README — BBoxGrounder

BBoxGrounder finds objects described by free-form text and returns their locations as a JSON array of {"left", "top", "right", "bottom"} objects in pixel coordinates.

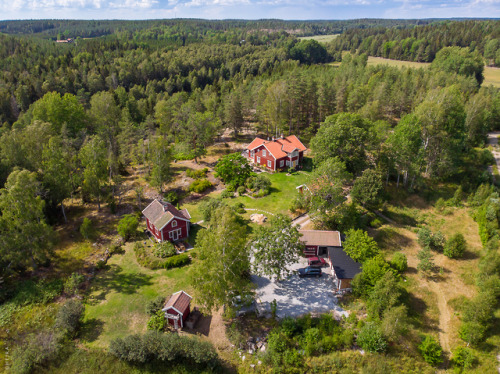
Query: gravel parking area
[{"left": 252, "top": 257, "right": 346, "bottom": 319}]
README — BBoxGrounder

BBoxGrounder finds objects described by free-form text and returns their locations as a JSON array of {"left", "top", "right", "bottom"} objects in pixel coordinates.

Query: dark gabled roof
[
  {"left": 162, "top": 290, "right": 192, "bottom": 315},
  {"left": 142, "top": 199, "right": 190, "bottom": 230},
  {"left": 328, "top": 247, "right": 361, "bottom": 280}
]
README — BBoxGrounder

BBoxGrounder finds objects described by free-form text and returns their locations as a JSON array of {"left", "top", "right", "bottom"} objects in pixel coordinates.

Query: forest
[{"left": 0, "top": 18, "right": 499, "bottom": 374}]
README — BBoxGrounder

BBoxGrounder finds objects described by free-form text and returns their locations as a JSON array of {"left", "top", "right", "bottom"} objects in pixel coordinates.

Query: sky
[{"left": 0, "top": 0, "right": 499, "bottom": 20}]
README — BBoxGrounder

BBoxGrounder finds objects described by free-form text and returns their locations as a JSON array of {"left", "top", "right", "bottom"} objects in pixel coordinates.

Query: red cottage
[
  {"left": 245, "top": 135, "right": 307, "bottom": 171},
  {"left": 162, "top": 290, "right": 192, "bottom": 329},
  {"left": 142, "top": 199, "right": 191, "bottom": 242},
  {"left": 299, "top": 230, "right": 342, "bottom": 257}
]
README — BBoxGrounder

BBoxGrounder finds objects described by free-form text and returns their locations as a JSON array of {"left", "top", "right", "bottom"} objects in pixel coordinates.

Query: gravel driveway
[{"left": 252, "top": 257, "right": 346, "bottom": 319}]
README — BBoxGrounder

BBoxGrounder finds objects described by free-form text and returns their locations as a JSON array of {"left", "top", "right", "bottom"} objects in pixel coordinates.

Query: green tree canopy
[
  {"left": 431, "top": 46, "right": 484, "bottom": 85},
  {"left": 343, "top": 229, "right": 379, "bottom": 263},
  {"left": 214, "top": 153, "right": 253, "bottom": 188},
  {"left": 251, "top": 214, "right": 303, "bottom": 281},
  {"left": 351, "top": 169, "right": 384, "bottom": 208}
]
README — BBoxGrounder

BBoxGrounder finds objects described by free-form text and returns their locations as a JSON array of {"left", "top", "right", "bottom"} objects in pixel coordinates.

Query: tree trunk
[
  {"left": 396, "top": 173, "right": 400, "bottom": 188},
  {"left": 61, "top": 202, "right": 67, "bottom": 223}
]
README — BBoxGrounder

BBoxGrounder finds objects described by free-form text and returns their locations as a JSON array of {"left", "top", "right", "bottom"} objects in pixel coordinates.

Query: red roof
[
  {"left": 163, "top": 290, "right": 192, "bottom": 315},
  {"left": 246, "top": 135, "right": 307, "bottom": 159}
]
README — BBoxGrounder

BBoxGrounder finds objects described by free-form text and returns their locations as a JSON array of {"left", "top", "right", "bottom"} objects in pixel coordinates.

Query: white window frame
[
  {"left": 263, "top": 150, "right": 266, "bottom": 157},
  {"left": 267, "top": 160, "right": 272, "bottom": 168},
  {"left": 280, "top": 160, "right": 284, "bottom": 167},
  {"left": 257, "top": 156, "right": 261, "bottom": 163},
  {"left": 250, "top": 150, "right": 254, "bottom": 157},
  {"left": 286, "top": 160, "right": 290, "bottom": 166},
  {"left": 172, "top": 220, "right": 177, "bottom": 228}
]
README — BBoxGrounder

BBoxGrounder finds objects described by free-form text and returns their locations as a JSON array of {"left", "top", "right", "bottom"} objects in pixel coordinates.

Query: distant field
[
  {"left": 345, "top": 56, "right": 500, "bottom": 88},
  {"left": 298, "top": 34, "right": 339, "bottom": 43}
]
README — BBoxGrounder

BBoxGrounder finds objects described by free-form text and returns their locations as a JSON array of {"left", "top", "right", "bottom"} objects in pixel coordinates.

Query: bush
[
  {"left": 186, "top": 168, "right": 208, "bottom": 179},
  {"left": 164, "top": 191, "right": 178, "bottom": 205},
  {"left": 146, "top": 296, "right": 166, "bottom": 315},
  {"left": 133, "top": 242, "right": 190, "bottom": 270},
  {"left": 147, "top": 310, "right": 167, "bottom": 331},
  {"left": 418, "top": 335, "right": 443, "bottom": 365},
  {"left": 198, "top": 198, "right": 226, "bottom": 222},
  {"left": 343, "top": 229, "right": 380, "bottom": 263},
  {"left": 444, "top": 233, "right": 466, "bottom": 258},
  {"left": 236, "top": 185, "right": 246, "bottom": 196},
  {"left": 246, "top": 174, "right": 271, "bottom": 192},
  {"left": 356, "top": 322, "right": 387, "bottom": 353},
  {"left": 153, "top": 241, "right": 176, "bottom": 258},
  {"left": 10, "top": 331, "right": 62, "bottom": 374},
  {"left": 220, "top": 189, "right": 233, "bottom": 199},
  {"left": 233, "top": 202, "right": 246, "bottom": 214},
  {"left": 390, "top": 252, "right": 408, "bottom": 273},
  {"left": 117, "top": 214, "right": 139, "bottom": 241},
  {"left": 63, "top": 273, "right": 85, "bottom": 296},
  {"left": 452, "top": 346, "right": 476, "bottom": 372},
  {"left": 189, "top": 179, "right": 212, "bottom": 193},
  {"left": 417, "top": 227, "right": 445, "bottom": 251},
  {"left": 54, "top": 300, "right": 84, "bottom": 338},
  {"left": 417, "top": 248, "right": 435, "bottom": 274},
  {"left": 109, "top": 331, "right": 219, "bottom": 368},
  {"left": 80, "top": 217, "right": 94, "bottom": 240}
]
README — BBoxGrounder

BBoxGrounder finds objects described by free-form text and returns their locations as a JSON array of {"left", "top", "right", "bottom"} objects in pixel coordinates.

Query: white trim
[
  {"left": 257, "top": 156, "right": 261, "bottom": 163},
  {"left": 172, "top": 220, "right": 177, "bottom": 228},
  {"left": 172, "top": 290, "right": 193, "bottom": 299},
  {"left": 280, "top": 160, "right": 284, "bottom": 167},
  {"left": 262, "top": 144, "right": 277, "bottom": 159},
  {"left": 247, "top": 142, "right": 266, "bottom": 151},
  {"left": 267, "top": 160, "right": 272, "bottom": 168},
  {"left": 262, "top": 150, "right": 266, "bottom": 157},
  {"left": 157, "top": 215, "right": 190, "bottom": 231},
  {"left": 162, "top": 306, "right": 183, "bottom": 315},
  {"left": 338, "top": 232, "right": 342, "bottom": 247}
]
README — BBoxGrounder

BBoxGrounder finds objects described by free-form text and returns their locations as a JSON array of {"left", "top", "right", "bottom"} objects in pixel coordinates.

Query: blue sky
[{"left": 1, "top": 0, "right": 499, "bottom": 20}]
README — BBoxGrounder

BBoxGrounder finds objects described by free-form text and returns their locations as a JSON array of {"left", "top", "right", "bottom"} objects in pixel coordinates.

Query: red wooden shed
[{"left": 161, "top": 290, "right": 192, "bottom": 329}]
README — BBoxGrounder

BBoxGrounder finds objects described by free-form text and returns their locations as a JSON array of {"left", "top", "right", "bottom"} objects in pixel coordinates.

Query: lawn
[
  {"left": 181, "top": 170, "right": 311, "bottom": 223},
  {"left": 298, "top": 34, "right": 339, "bottom": 43},
  {"left": 82, "top": 242, "right": 195, "bottom": 349}
]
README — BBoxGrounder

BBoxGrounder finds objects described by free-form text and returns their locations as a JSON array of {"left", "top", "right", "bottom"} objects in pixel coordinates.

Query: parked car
[
  {"left": 307, "top": 257, "right": 327, "bottom": 268},
  {"left": 298, "top": 266, "right": 322, "bottom": 278}
]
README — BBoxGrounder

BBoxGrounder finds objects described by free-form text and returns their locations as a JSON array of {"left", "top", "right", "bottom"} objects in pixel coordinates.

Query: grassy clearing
[
  {"left": 298, "top": 34, "right": 339, "bottom": 43},
  {"left": 82, "top": 241, "right": 194, "bottom": 349},
  {"left": 182, "top": 170, "right": 310, "bottom": 222},
  {"left": 483, "top": 66, "right": 500, "bottom": 88}
]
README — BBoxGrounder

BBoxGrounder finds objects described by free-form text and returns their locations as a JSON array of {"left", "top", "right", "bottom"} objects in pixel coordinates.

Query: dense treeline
[
  {"left": 0, "top": 18, "right": 438, "bottom": 39},
  {"left": 329, "top": 20, "right": 500, "bottom": 66}
]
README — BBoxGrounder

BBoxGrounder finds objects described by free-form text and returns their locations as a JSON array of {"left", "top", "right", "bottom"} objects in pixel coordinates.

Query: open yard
[{"left": 82, "top": 241, "right": 195, "bottom": 349}]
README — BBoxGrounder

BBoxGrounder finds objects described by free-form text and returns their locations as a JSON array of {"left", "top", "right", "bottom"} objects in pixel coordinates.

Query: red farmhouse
[
  {"left": 162, "top": 290, "right": 192, "bottom": 329},
  {"left": 142, "top": 199, "right": 191, "bottom": 242},
  {"left": 245, "top": 135, "right": 307, "bottom": 171}
]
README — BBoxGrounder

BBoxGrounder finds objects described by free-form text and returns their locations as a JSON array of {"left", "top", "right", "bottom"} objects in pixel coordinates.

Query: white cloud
[{"left": 1, "top": 0, "right": 158, "bottom": 10}]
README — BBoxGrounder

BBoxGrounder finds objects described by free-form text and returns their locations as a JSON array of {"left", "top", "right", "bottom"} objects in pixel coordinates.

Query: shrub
[
  {"left": 147, "top": 310, "right": 167, "bottom": 331},
  {"left": 146, "top": 296, "right": 166, "bottom": 315},
  {"left": 221, "top": 189, "right": 233, "bottom": 199},
  {"left": 164, "top": 191, "right": 178, "bottom": 205},
  {"left": 343, "top": 229, "right": 380, "bottom": 263},
  {"left": 435, "top": 197, "right": 447, "bottom": 212},
  {"left": 10, "top": 331, "right": 62, "bottom": 374},
  {"left": 390, "top": 252, "right": 408, "bottom": 273},
  {"left": 459, "top": 321, "right": 487, "bottom": 345},
  {"left": 153, "top": 241, "right": 176, "bottom": 258},
  {"left": 186, "top": 168, "right": 208, "bottom": 179},
  {"left": 117, "top": 214, "right": 139, "bottom": 241},
  {"left": 54, "top": 299, "right": 85, "bottom": 338},
  {"left": 133, "top": 242, "right": 190, "bottom": 270},
  {"left": 452, "top": 346, "right": 476, "bottom": 372},
  {"left": 189, "top": 179, "right": 212, "bottom": 193},
  {"left": 109, "top": 331, "right": 219, "bottom": 368},
  {"left": 444, "top": 233, "right": 466, "bottom": 258},
  {"left": 236, "top": 185, "right": 246, "bottom": 196},
  {"left": 63, "top": 273, "right": 85, "bottom": 296},
  {"left": 417, "top": 248, "right": 435, "bottom": 274},
  {"left": 369, "top": 218, "right": 383, "bottom": 228},
  {"left": 356, "top": 322, "right": 387, "bottom": 353},
  {"left": 246, "top": 174, "right": 271, "bottom": 192},
  {"left": 199, "top": 198, "right": 227, "bottom": 221},
  {"left": 232, "top": 202, "right": 246, "bottom": 214},
  {"left": 80, "top": 217, "right": 94, "bottom": 240},
  {"left": 253, "top": 188, "right": 269, "bottom": 198},
  {"left": 163, "top": 254, "right": 190, "bottom": 269},
  {"left": 418, "top": 335, "right": 443, "bottom": 365},
  {"left": 417, "top": 227, "right": 445, "bottom": 251}
]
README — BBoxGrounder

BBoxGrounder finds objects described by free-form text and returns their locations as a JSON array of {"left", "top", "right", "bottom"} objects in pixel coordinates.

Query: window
[
  {"left": 267, "top": 160, "right": 272, "bottom": 168},
  {"left": 280, "top": 160, "right": 284, "bottom": 167},
  {"left": 172, "top": 220, "right": 177, "bottom": 228},
  {"left": 286, "top": 160, "right": 290, "bottom": 166},
  {"left": 257, "top": 156, "right": 261, "bottom": 163},
  {"left": 250, "top": 150, "right": 254, "bottom": 157},
  {"left": 263, "top": 150, "right": 266, "bottom": 157}
]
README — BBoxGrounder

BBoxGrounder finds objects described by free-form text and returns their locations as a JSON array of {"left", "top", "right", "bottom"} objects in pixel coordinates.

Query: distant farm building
[
  {"left": 56, "top": 38, "right": 73, "bottom": 43},
  {"left": 162, "top": 290, "right": 192, "bottom": 329},
  {"left": 244, "top": 135, "right": 307, "bottom": 171},
  {"left": 142, "top": 199, "right": 191, "bottom": 242}
]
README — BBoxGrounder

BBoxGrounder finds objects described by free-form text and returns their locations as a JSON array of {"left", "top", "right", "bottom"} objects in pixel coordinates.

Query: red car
[{"left": 307, "top": 257, "right": 327, "bottom": 268}]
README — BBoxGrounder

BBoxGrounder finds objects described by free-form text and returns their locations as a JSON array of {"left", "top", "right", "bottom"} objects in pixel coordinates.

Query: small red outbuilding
[
  {"left": 142, "top": 199, "right": 191, "bottom": 242},
  {"left": 162, "top": 290, "right": 192, "bottom": 330}
]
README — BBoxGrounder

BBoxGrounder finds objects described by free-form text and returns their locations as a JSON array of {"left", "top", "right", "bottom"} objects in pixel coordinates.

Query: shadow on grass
[
  {"left": 88, "top": 264, "right": 153, "bottom": 304},
  {"left": 185, "top": 315, "right": 212, "bottom": 337},
  {"left": 80, "top": 318, "right": 105, "bottom": 343},
  {"left": 374, "top": 227, "right": 414, "bottom": 251},
  {"left": 382, "top": 209, "right": 418, "bottom": 227},
  {"left": 407, "top": 293, "right": 433, "bottom": 331}
]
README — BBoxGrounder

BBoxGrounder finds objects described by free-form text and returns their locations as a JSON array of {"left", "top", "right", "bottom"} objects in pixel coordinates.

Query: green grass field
[
  {"left": 82, "top": 243, "right": 194, "bottom": 349},
  {"left": 365, "top": 56, "right": 500, "bottom": 88},
  {"left": 182, "top": 169, "right": 311, "bottom": 223},
  {"left": 298, "top": 34, "right": 339, "bottom": 43}
]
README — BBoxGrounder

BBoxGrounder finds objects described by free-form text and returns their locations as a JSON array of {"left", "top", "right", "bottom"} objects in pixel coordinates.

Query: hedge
[{"left": 134, "top": 243, "right": 190, "bottom": 270}]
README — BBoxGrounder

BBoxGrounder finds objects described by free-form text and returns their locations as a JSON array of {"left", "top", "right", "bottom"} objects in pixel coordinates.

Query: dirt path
[{"left": 428, "top": 281, "right": 451, "bottom": 353}]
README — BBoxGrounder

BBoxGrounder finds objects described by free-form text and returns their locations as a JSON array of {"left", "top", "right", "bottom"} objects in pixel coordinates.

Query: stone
[
  {"left": 260, "top": 344, "right": 266, "bottom": 352},
  {"left": 241, "top": 355, "right": 246, "bottom": 362},
  {"left": 258, "top": 361, "right": 262, "bottom": 365}
]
